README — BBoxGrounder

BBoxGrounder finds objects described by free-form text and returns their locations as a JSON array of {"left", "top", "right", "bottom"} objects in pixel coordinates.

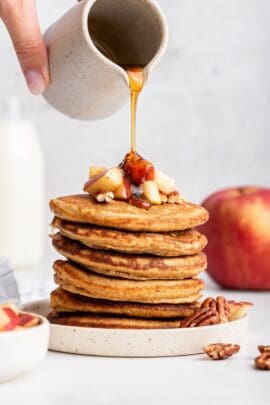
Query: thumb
[{"left": 0, "top": 0, "right": 49, "bottom": 95}]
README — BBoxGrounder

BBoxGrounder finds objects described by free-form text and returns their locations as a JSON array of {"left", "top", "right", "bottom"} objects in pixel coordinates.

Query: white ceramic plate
[{"left": 22, "top": 299, "right": 249, "bottom": 358}]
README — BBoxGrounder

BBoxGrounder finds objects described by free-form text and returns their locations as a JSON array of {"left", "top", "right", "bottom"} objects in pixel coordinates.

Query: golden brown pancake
[
  {"left": 47, "top": 311, "right": 182, "bottom": 329},
  {"left": 52, "top": 233, "right": 207, "bottom": 280},
  {"left": 50, "top": 287, "right": 199, "bottom": 318},
  {"left": 52, "top": 217, "right": 207, "bottom": 257},
  {"left": 53, "top": 260, "right": 204, "bottom": 304},
  {"left": 50, "top": 194, "right": 209, "bottom": 232}
]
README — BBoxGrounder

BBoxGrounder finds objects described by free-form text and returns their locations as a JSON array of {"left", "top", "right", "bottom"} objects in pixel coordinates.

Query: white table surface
[{"left": 1, "top": 271, "right": 269, "bottom": 405}]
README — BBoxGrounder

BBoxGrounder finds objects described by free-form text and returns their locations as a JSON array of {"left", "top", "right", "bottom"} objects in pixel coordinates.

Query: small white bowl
[{"left": 0, "top": 313, "right": 49, "bottom": 383}]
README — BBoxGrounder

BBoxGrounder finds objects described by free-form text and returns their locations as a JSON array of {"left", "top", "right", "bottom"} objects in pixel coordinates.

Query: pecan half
[
  {"left": 204, "top": 343, "right": 240, "bottom": 360},
  {"left": 167, "top": 191, "right": 182, "bottom": 204},
  {"left": 201, "top": 296, "right": 230, "bottom": 323},
  {"left": 258, "top": 345, "right": 270, "bottom": 354},
  {"left": 96, "top": 192, "right": 114, "bottom": 203},
  {"left": 181, "top": 307, "right": 219, "bottom": 328},
  {"left": 255, "top": 351, "right": 270, "bottom": 370},
  {"left": 129, "top": 195, "right": 151, "bottom": 209}
]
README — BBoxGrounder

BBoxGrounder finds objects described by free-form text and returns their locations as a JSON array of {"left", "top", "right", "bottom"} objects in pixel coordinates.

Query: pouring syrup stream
[{"left": 125, "top": 67, "right": 145, "bottom": 152}]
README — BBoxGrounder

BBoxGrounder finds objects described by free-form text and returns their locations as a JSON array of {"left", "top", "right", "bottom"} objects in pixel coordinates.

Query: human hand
[{"left": 0, "top": 0, "right": 49, "bottom": 95}]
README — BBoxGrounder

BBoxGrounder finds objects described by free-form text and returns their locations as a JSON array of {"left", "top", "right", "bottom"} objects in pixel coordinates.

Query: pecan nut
[
  {"left": 181, "top": 307, "right": 219, "bottom": 328},
  {"left": 255, "top": 345, "right": 270, "bottom": 370},
  {"left": 255, "top": 352, "right": 270, "bottom": 370},
  {"left": 96, "top": 192, "right": 114, "bottom": 203},
  {"left": 128, "top": 195, "right": 151, "bottom": 209},
  {"left": 204, "top": 343, "right": 240, "bottom": 360},
  {"left": 167, "top": 191, "right": 182, "bottom": 204},
  {"left": 258, "top": 345, "right": 270, "bottom": 354},
  {"left": 201, "top": 296, "right": 230, "bottom": 323}
]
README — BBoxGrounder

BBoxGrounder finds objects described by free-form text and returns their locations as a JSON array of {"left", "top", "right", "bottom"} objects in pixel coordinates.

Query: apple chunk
[
  {"left": 0, "top": 308, "right": 10, "bottom": 331},
  {"left": 18, "top": 313, "right": 39, "bottom": 328},
  {"left": 0, "top": 303, "right": 20, "bottom": 331},
  {"left": 121, "top": 152, "right": 154, "bottom": 186},
  {"left": 89, "top": 166, "right": 107, "bottom": 178},
  {"left": 84, "top": 167, "right": 123, "bottom": 195},
  {"left": 143, "top": 181, "right": 161, "bottom": 205},
  {"left": 155, "top": 170, "right": 176, "bottom": 195},
  {"left": 114, "top": 177, "right": 131, "bottom": 200}
]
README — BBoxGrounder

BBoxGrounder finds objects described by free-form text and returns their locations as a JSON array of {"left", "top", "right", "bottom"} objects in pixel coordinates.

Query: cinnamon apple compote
[{"left": 83, "top": 152, "right": 181, "bottom": 209}]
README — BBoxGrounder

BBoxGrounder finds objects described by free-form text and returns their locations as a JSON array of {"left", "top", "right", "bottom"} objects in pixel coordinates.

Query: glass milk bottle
[{"left": 0, "top": 98, "right": 45, "bottom": 269}]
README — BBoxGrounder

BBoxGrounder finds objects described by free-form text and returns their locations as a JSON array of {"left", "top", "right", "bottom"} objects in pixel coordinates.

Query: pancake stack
[{"left": 48, "top": 194, "right": 209, "bottom": 329}]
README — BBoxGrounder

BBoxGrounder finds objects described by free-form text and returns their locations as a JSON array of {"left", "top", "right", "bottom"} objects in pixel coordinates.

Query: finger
[{"left": 0, "top": 0, "right": 49, "bottom": 95}]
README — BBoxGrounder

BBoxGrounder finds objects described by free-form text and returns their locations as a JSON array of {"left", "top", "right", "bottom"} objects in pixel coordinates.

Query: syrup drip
[{"left": 125, "top": 67, "right": 145, "bottom": 152}]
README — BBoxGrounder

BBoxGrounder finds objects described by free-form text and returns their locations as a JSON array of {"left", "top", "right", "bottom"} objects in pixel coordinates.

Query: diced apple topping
[
  {"left": 84, "top": 152, "right": 181, "bottom": 208},
  {"left": 0, "top": 303, "right": 20, "bottom": 332},
  {"left": 155, "top": 169, "right": 176, "bottom": 195},
  {"left": 114, "top": 177, "right": 131, "bottom": 200},
  {"left": 89, "top": 166, "right": 107, "bottom": 178},
  {"left": 160, "top": 192, "right": 168, "bottom": 203},
  {"left": 0, "top": 303, "right": 39, "bottom": 332},
  {"left": 84, "top": 167, "right": 123, "bottom": 195},
  {"left": 121, "top": 151, "right": 154, "bottom": 186},
  {"left": 0, "top": 308, "right": 13, "bottom": 331},
  {"left": 2, "top": 302, "right": 19, "bottom": 315},
  {"left": 18, "top": 313, "right": 40, "bottom": 328},
  {"left": 143, "top": 181, "right": 161, "bottom": 205}
]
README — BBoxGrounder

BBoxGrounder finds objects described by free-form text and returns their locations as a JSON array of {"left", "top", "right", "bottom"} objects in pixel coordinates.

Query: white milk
[{"left": 0, "top": 98, "right": 45, "bottom": 269}]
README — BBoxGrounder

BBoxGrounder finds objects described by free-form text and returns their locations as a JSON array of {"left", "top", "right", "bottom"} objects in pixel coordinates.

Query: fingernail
[{"left": 24, "top": 69, "right": 46, "bottom": 95}]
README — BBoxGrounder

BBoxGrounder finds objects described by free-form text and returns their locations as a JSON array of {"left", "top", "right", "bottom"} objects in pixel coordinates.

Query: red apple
[{"left": 200, "top": 186, "right": 270, "bottom": 290}]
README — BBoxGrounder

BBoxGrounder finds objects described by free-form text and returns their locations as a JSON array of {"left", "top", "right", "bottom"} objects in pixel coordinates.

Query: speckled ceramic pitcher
[{"left": 43, "top": 0, "right": 168, "bottom": 120}]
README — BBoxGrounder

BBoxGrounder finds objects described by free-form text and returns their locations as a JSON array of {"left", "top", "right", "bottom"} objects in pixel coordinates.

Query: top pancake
[{"left": 50, "top": 194, "right": 209, "bottom": 232}]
